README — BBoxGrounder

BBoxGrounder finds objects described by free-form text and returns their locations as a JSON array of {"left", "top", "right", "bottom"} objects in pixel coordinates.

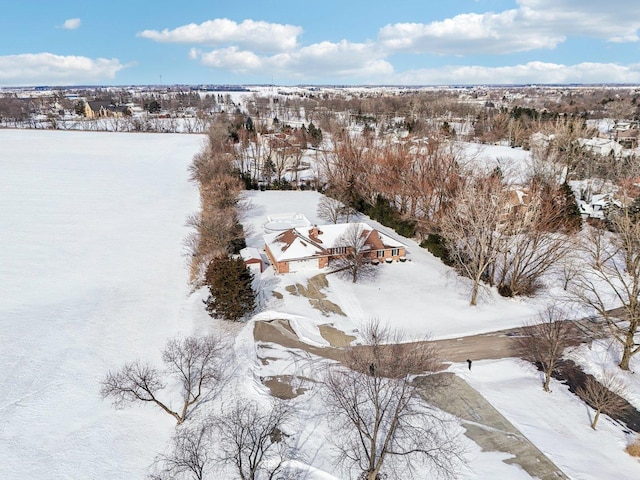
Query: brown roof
[{"left": 275, "top": 229, "right": 297, "bottom": 252}]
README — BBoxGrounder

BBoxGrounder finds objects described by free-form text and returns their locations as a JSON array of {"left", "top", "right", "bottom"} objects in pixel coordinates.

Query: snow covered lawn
[
  {"left": 0, "top": 130, "right": 204, "bottom": 480},
  {"left": 457, "top": 358, "right": 640, "bottom": 480}
]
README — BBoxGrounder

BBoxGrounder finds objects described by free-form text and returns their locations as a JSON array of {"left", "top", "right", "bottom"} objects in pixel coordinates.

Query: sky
[{"left": 1, "top": 0, "right": 640, "bottom": 87}]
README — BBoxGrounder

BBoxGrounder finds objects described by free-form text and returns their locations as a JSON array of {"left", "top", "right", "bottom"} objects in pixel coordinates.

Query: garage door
[{"left": 289, "top": 258, "right": 319, "bottom": 272}]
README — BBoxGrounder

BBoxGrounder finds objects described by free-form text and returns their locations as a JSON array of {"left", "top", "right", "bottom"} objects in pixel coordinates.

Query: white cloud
[
  {"left": 0, "top": 53, "right": 125, "bottom": 86},
  {"left": 194, "top": 40, "right": 393, "bottom": 80},
  {"left": 139, "top": 4, "right": 640, "bottom": 83},
  {"left": 198, "top": 47, "right": 263, "bottom": 73},
  {"left": 519, "top": 0, "right": 640, "bottom": 42},
  {"left": 137, "top": 19, "right": 302, "bottom": 53},
  {"left": 61, "top": 18, "right": 81, "bottom": 30},
  {"left": 378, "top": 0, "right": 640, "bottom": 55},
  {"left": 393, "top": 61, "right": 640, "bottom": 85},
  {"left": 379, "top": 10, "right": 563, "bottom": 55}
]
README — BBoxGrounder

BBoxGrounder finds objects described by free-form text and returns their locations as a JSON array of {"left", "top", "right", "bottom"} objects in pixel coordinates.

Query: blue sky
[{"left": 1, "top": 0, "right": 639, "bottom": 86}]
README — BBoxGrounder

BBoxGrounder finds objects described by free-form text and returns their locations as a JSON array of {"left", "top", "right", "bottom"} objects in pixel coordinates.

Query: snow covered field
[
  {"left": 0, "top": 130, "right": 204, "bottom": 479},
  {"left": 2, "top": 131, "right": 639, "bottom": 479}
]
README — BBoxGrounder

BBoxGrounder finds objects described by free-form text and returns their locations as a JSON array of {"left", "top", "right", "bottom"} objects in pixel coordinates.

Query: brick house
[{"left": 264, "top": 223, "right": 407, "bottom": 274}]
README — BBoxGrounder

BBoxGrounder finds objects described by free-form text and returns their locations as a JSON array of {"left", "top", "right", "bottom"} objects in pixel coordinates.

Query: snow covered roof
[
  {"left": 264, "top": 222, "right": 405, "bottom": 262},
  {"left": 240, "top": 247, "right": 262, "bottom": 261},
  {"left": 578, "top": 193, "right": 623, "bottom": 219},
  {"left": 578, "top": 137, "right": 623, "bottom": 156},
  {"left": 264, "top": 228, "right": 326, "bottom": 262}
]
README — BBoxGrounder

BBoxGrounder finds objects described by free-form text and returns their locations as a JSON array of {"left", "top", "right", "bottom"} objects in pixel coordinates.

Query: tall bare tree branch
[{"left": 322, "top": 320, "right": 463, "bottom": 480}]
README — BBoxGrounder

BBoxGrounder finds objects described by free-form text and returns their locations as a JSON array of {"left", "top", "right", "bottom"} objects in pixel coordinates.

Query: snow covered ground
[
  {"left": 2, "top": 131, "right": 639, "bottom": 479},
  {"left": 244, "top": 190, "right": 640, "bottom": 479},
  {"left": 457, "top": 141, "right": 533, "bottom": 184},
  {"left": 458, "top": 357, "right": 640, "bottom": 480},
  {"left": 0, "top": 130, "right": 204, "bottom": 479}
]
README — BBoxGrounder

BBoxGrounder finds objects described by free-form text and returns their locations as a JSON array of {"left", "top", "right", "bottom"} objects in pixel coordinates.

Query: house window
[
  {"left": 377, "top": 250, "right": 385, "bottom": 258},
  {"left": 332, "top": 246, "right": 347, "bottom": 255},
  {"left": 392, "top": 248, "right": 400, "bottom": 256}
]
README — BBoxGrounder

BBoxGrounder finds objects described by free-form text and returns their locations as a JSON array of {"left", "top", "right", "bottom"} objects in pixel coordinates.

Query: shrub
[
  {"left": 627, "top": 438, "right": 640, "bottom": 457},
  {"left": 497, "top": 278, "right": 542, "bottom": 298}
]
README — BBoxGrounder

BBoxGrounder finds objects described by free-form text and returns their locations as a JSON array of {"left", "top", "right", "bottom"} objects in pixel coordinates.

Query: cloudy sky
[{"left": 1, "top": 0, "right": 639, "bottom": 86}]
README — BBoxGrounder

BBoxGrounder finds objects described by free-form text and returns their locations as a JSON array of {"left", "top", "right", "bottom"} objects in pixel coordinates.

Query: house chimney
[{"left": 309, "top": 225, "right": 322, "bottom": 242}]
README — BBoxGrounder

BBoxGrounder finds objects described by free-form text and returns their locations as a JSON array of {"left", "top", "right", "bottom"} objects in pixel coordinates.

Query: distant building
[
  {"left": 578, "top": 137, "right": 623, "bottom": 157},
  {"left": 83, "top": 101, "right": 131, "bottom": 118}
]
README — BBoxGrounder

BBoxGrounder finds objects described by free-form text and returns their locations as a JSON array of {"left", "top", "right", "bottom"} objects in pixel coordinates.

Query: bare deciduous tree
[
  {"left": 577, "top": 371, "right": 630, "bottom": 430},
  {"left": 516, "top": 305, "right": 579, "bottom": 392},
  {"left": 491, "top": 188, "right": 573, "bottom": 297},
  {"left": 559, "top": 252, "right": 581, "bottom": 291},
  {"left": 571, "top": 216, "right": 640, "bottom": 370},
  {"left": 215, "top": 397, "right": 295, "bottom": 480},
  {"left": 186, "top": 119, "right": 246, "bottom": 284},
  {"left": 409, "top": 137, "right": 463, "bottom": 238},
  {"left": 439, "top": 174, "right": 506, "bottom": 305},
  {"left": 317, "top": 195, "right": 349, "bottom": 224},
  {"left": 332, "top": 223, "right": 377, "bottom": 283},
  {"left": 322, "top": 320, "right": 462, "bottom": 480},
  {"left": 101, "top": 335, "right": 226, "bottom": 424},
  {"left": 151, "top": 423, "right": 213, "bottom": 480}
]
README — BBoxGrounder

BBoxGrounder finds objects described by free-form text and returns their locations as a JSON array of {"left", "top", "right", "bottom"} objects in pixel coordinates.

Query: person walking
[{"left": 466, "top": 359, "right": 472, "bottom": 370}]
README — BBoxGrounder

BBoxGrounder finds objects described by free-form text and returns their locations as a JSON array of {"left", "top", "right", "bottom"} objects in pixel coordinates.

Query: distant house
[
  {"left": 84, "top": 100, "right": 132, "bottom": 118},
  {"left": 615, "top": 127, "right": 639, "bottom": 150},
  {"left": 264, "top": 223, "right": 407, "bottom": 274},
  {"left": 579, "top": 193, "right": 622, "bottom": 220},
  {"left": 578, "top": 137, "right": 623, "bottom": 157}
]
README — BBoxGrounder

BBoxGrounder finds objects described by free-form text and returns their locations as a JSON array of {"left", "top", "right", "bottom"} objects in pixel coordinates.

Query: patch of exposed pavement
[
  {"left": 284, "top": 274, "right": 345, "bottom": 316},
  {"left": 262, "top": 374, "right": 311, "bottom": 400},
  {"left": 318, "top": 324, "right": 356, "bottom": 347}
]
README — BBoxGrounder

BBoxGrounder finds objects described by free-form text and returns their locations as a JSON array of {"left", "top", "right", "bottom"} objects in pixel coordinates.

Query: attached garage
[{"left": 288, "top": 258, "right": 321, "bottom": 273}]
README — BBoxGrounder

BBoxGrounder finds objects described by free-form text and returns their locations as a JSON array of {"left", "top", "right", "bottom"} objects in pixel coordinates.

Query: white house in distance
[{"left": 264, "top": 222, "right": 407, "bottom": 274}]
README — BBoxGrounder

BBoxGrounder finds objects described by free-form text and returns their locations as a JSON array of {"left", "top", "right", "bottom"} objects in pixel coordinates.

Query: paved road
[{"left": 254, "top": 318, "right": 603, "bottom": 366}]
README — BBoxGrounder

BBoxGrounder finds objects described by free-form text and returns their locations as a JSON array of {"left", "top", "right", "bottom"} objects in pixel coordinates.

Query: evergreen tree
[
  {"left": 307, "top": 122, "right": 323, "bottom": 147},
  {"left": 628, "top": 194, "right": 640, "bottom": 221},
  {"left": 244, "top": 115, "right": 254, "bottom": 132},
  {"left": 204, "top": 256, "right": 255, "bottom": 321},
  {"left": 144, "top": 99, "right": 161, "bottom": 113},
  {"left": 74, "top": 100, "right": 86, "bottom": 116},
  {"left": 557, "top": 181, "right": 582, "bottom": 233}
]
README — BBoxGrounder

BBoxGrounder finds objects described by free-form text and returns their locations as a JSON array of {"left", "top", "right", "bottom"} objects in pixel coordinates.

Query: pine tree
[
  {"left": 204, "top": 256, "right": 255, "bottom": 321},
  {"left": 307, "top": 122, "right": 323, "bottom": 147},
  {"left": 557, "top": 181, "right": 582, "bottom": 233},
  {"left": 628, "top": 194, "right": 640, "bottom": 221}
]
